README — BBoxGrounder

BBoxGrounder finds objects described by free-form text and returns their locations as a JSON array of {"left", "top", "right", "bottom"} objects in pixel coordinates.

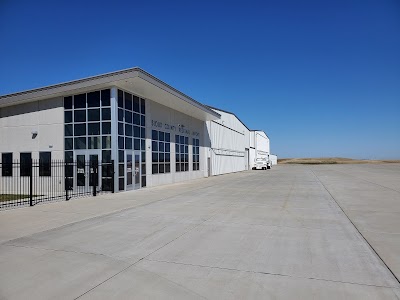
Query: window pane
[
  {"left": 180, "top": 136, "right": 184, "bottom": 144},
  {"left": 159, "top": 142, "right": 164, "bottom": 152},
  {"left": 102, "top": 122, "right": 111, "bottom": 135},
  {"left": 1, "top": 153, "right": 12, "bottom": 176},
  {"left": 142, "top": 151, "right": 146, "bottom": 163},
  {"left": 65, "top": 151, "right": 73, "bottom": 163},
  {"left": 152, "top": 141, "right": 158, "bottom": 151},
  {"left": 20, "top": 153, "right": 32, "bottom": 176},
  {"left": 65, "top": 138, "right": 73, "bottom": 150},
  {"left": 141, "top": 163, "right": 146, "bottom": 175},
  {"left": 88, "top": 109, "right": 100, "bottom": 121},
  {"left": 141, "top": 139, "right": 145, "bottom": 151},
  {"left": 152, "top": 153, "right": 158, "bottom": 163},
  {"left": 101, "top": 89, "right": 110, "bottom": 106},
  {"left": 165, "top": 143, "right": 170, "bottom": 152},
  {"left": 118, "top": 90, "right": 124, "bottom": 108},
  {"left": 125, "top": 137, "right": 132, "bottom": 149},
  {"left": 74, "top": 93, "right": 86, "bottom": 108},
  {"left": 125, "top": 110, "right": 132, "bottom": 124},
  {"left": 118, "top": 109, "right": 124, "bottom": 121},
  {"left": 140, "top": 115, "right": 145, "bottom": 126},
  {"left": 125, "top": 92, "right": 132, "bottom": 110},
  {"left": 102, "top": 108, "right": 111, "bottom": 120},
  {"left": 126, "top": 124, "right": 133, "bottom": 136},
  {"left": 159, "top": 131, "right": 164, "bottom": 141},
  {"left": 133, "top": 113, "right": 140, "bottom": 125},
  {"left": 65, "top": 111, "right": 72, "bottom": 123},
  {"left": 176, "top": 163, "right": 180, "bottom": 172},
  {"left": 159, "top": 153, "right": 164, "bottom": 162},
  {"left": 165, "top": 163, "right": 170, "bottom": 173},
  {"left": 102, "top": 150, "right": 111, "bottom": 162},
  {"left": 175, "top": 135, "right": 179, "bottom": 144},
  {"left": 74, "top": 110, "right": 86, "bottom": 122},
  {"left": 87, "top": 91, "right": 100, "bottom": 107},
  {"left": 140, "top": 98, "right": 145, "bottom": 114},
  {"left": 152, "top": 130, "right": 158, "bottom": 140},
  {"left": 119, "top": 178, "right": 124, "bottom": 191},
  {"left": 119, "top": 150, "right": 124, "bottom": 163},
  {"left": 88, "top": 136, "right": 100, "bottom": 149},
  {"left": 133, "top": 95, "right": 140, "bottom": 112},
  {"left": 165, "top": 153, "right": 170, "bottom": 162},
  {"left": 65, "top": 124, "right": 73, "bottom": 136},
  {"left": 102, "top": 136, "right": 111, "bottom": 149},
  {"left": 118, "top": 122, "right": 124, "bottom": 135},
  {"left": 74, "top": 137, "right": 86, "bottom": 149},
  {"left": 134, "top": 126, "right": 140, "bottom": 138},
  {"left": 134, "top": 139, "right": 140, "bottom": 150},
  {"left": 159, "top": 164, "right": 165, "bottom": 174},
  {"left": 141, "top": 127, "right": 145, "bottom": 139},
  {"left": 88, "top": 123, "right": 100, "bottom": 135},
  {"left": 39, "top": 152, "right": 51, "bottom": 176},
  {"left": 64, "top": 96, "right": 72, "bottom": 109},
  {"left": 74, "top": 124, "right": 86, "bottom": 136},
  {"left": 118, "top": 136, "right": 124, "bottom": 149},
  {"left": 152, "top": 164, "right": 158, "bottom": 174},
  {"left": 165, "top": 133, "right": 170, "bottom": 142}
]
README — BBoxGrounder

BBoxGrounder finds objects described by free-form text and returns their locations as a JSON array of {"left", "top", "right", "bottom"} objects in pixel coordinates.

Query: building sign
[{"left": 152, "top": 119, "right": 200, "bottom": 137}]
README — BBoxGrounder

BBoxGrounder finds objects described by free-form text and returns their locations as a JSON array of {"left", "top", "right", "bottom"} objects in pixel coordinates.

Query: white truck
[{"left": 252, "top": 156, "right": 272, "bottom": 170}]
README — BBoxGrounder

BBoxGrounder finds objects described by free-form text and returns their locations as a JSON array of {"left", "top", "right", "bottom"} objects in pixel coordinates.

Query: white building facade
[{"left": 0, "top": 68, "right": 274, "bottom": 194}]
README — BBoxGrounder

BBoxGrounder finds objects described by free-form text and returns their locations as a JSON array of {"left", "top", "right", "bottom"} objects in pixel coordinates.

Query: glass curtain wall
[{"left": 117, "top": 89, "right": 146, "bottom": 190}]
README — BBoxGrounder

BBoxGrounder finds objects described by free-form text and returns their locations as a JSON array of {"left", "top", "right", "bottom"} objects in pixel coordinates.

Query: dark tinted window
[
  {"left": 74, "top": 137, "right": 86, "bottom": 149},
  {"left": 140, "top": 98, "right": 145, "bottom": 114},
  {"left": 102, "top": 122, "right": 111, "bottom": 135},
  {"left": 102, "top": 108, "right": 111, "bottom": 120},
  {"left": 74, "top": 93, "right": 86, "bottom": 108},
  {"left": 101, "top": 89, "right": 110, "bottom": 106},
  {"left": 125, "top": 92, "right": 132, "bottom": 110},
  {"left": 88, "top": 123, "right": 100, "bottom": 135},
  {"left": 118, "top": 90, "right": 124, "bottom": 108},
  {"left": 64, "top": 96, "right": 72, "bottom": 109},
  {"left": 133, "top": 96, "right": 140, "bottom": 112},
  {"left": 64, "top": 111, "right": 72, "bottom": 123},
  {"left": 65, "top": 124, "right": 73, "bottom": 136},
  {"left": 74, "top": 110, "right": 86, "bottom": 122},
  {"left": 74, "top": 124, "right": 86, "bottom": 136},
  {"left": 87, "top": 91, "right": 100, "bottom": 107},
  {"left": 39, "top": 152, "right": 51, "bottom": 176},
  {"left": 2, "top": 153, "right": 12, "bottom": 176},
  {"left": 20, "top": 153, "right": 32, "bottom": 176},
  {"left": 88, "top": 109, "right": 100, "bottom": 121}
]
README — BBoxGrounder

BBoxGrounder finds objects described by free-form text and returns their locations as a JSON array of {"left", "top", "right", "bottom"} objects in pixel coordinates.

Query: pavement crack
[{"left": 144, "top": 258, "right": 399, "bottom": 289}]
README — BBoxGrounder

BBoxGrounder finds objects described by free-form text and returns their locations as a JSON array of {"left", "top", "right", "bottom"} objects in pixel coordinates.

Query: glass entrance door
[
  {"left": 125, "top": 151, "right": 140, "bottom": 191},
  {"left": 74, "top": 151, "right": 100, "bottom": 193}
]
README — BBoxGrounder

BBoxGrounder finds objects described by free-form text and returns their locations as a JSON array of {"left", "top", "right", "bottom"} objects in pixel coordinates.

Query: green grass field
[{"left": 0, "top": 194, "right": 31, "bottom": 202}]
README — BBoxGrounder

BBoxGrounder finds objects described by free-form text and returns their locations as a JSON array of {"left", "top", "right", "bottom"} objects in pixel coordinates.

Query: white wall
[
  {"left": 207, "top": 109, "right": 250, "bottom": 176},
  {"left": 146, "top": 100, "right": 206, "bottom": 187},
  {"left": 0, "top": 97, "right": 64, "bottom": 161}
]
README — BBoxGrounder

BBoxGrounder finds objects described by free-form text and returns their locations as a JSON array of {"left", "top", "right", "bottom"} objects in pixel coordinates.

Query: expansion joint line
[{"left": 310, "top": 169, "right": 400, "bottom": 286}]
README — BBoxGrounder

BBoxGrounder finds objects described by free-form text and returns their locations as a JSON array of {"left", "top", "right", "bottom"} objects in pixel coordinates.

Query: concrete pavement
[{"left": 0, "top": 165, "right": 399, "bottom": 299}]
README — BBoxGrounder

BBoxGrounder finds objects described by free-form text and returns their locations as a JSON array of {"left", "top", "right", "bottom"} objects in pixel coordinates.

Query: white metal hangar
[{"left": 0, "top": 67, "right": 274, "bottom": 194}]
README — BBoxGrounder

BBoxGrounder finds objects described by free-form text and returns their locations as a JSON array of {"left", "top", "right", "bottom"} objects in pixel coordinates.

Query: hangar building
[{"left": 0, "top": 68, "right": 274, "bottom": 194}]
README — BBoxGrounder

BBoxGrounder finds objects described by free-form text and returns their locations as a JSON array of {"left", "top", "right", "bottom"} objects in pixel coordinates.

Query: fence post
[
  {"left": 65, "top": 162, "right": 69, "bottom": 201},
  {"left": 29, "top": 159, "right": 33, "bottom": 206},
  {"left": 92, "top": 161, "right": 97, "bottom": 197}
]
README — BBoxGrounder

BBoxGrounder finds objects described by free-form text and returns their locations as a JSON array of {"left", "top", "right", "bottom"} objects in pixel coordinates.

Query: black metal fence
[{"left": 0, "top": 160, "right": 114, "bottom": 209}]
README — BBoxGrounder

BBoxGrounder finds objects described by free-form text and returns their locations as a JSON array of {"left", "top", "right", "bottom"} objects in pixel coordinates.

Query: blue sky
[{"left": 1, "top": 0, "right": 399, "bottom": 159}]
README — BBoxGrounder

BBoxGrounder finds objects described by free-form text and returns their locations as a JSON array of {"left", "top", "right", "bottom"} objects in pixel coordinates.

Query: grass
[
  {"left": 278, "top": 158, "right": 400, "bottom": 165},
  {"left": 0, "top": 194, "right": 31, "bottom": 202}
]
